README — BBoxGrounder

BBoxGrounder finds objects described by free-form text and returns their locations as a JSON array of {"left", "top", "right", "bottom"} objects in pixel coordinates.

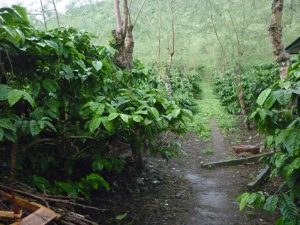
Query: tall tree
[{"left": 269, "top": 0, "right": 290, "bottom": 79}]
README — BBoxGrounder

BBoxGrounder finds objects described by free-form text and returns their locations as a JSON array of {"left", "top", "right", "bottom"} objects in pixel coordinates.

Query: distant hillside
[{"left": 45, "top": 0, "right": 300, "bottom": 70}]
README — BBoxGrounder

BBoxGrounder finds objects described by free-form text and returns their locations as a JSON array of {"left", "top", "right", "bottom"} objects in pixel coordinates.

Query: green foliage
[
  {"left": 213, "top": 64, "right": 279, "bottom": 115},
  {"left": 0, "top": 6, "right": 190, "bottom": 198},
  {"left": 190, "top": 77, "right": 236, "bottom": 139},
  {"left": 44, "top": 0, "right": 300, "bottom": 69},
  {"left": 238, "top": 55, "right": 300, "bottom": 224},
  {"left": 168, "top": 67, "right": 203, "bottom": 113}
]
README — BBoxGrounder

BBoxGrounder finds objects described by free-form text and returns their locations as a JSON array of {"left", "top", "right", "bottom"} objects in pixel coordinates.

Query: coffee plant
[
  {"left": 238, "top": 54, "right": 300, "bottom": 224},
  {"left": 213, "top": 64, "right": 279, "bottom": 115},
  {"left": 0, "top": 6, "right": 192, "bottom": 198}
]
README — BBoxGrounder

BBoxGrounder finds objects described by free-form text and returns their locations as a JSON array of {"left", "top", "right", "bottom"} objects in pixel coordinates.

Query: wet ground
[{"left": 95, "top": 119, "right": 276, "bottom": 225}]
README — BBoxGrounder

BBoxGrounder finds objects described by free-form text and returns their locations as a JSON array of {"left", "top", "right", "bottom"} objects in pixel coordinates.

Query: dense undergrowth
[
  {"left": 213, "top": 64, "right": 279, "bottom": 115},
  {"left": 238, "top": 55, "right": 300, "bottom": 224},
  {"left": 0, "top": 6, "right": 193, "bottom": 198}
]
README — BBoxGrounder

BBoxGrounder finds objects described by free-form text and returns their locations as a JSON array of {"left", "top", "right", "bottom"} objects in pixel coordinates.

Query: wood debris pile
[{"left": 0, "top": 184, "right": 101, "bottom": 225}]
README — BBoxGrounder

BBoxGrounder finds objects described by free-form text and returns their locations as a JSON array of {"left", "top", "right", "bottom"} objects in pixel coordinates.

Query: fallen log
[
  {"left": 200, "top": 152, "right": 274, "bottom": 168},
  {"left": 247, "top": 166, "right": 270, "bottom": 190}
]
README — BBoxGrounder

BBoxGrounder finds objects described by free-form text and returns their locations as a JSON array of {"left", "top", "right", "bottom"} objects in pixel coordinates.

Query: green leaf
[
  {"left": 42, "top": 79, "right": 59, "bottom": 93},
  {"left": 182, "top": 109, "right": 193, "bottom": 120},
  {"left": 0, "top": 128, "right": 4, "bottom": 141},
  {"left": 120, "top": 114, "right": 129, "bottom": 123},
  {"left": 89, "top": 117, "right": 102, "bottom": 132},
  {"left": 279, "top": 194, "right": 298, "bottom": 221},
  {"left": 29, "top": 120, "right": 41, "bottom": 136},
  {"left": 92, "top": 61, "right": 103, "bottom": 71},
  {"left": 101, "top": 117, "right": 113, "bottom": 133},
  {"left": 22, "top": 91, "right": 35, "bottom": 107},
  {"left": 108, "top": 113, "right": 119, "bottom": 121},
  {"left": 0, "top": 118, "right": 15, "bottom": 131},
  {"left": 75, "top": 60, "right": 86, "bottom": 69},
  {"left": 257, "top": 88, "right": 271, "bottom": 106},
  {"left": 12, "top": 5, "right": 30, "bottom": 23},
  {"left": 95, "top": 104, "right": 105, "bottom": 117},
  {"left": 263, "top": 195, "right": 278, "bottom": 213},
  {"left": 0, "top": 25, "right": 22, "bottom": 45},
  {"left": 62, "top": 65, "right": 74, "bottom": 79},
  {"left": 144, "top": 118, "right": 152, "bottom": 126},
  {"left": 283, "top": 129, "right": 300, "bottom": 154},
  {"left": 238, "top": 192, "right": 250, "bottom": 211},
  {"left": 132, "top": 115, "right": 142, "bottom": 122},
  {"left": 85, "top": 173, "right": 109, "bottom": 190},
  {"left": 0, "top": 84, "right": 11, "bottom": 100},
  {"left": 116, "top": 213, "right": 127, "bottom": 221},
  {"left": 7, "top": 89, "right": 23, "bottom": 106},
  {"left": 284, "top": 157, "right": 300, "bottom": 178},
  {"left": 171, "top": 108, "right": 181, "bottom": 118},
  {"left": 274, "top": 90, "right": 292, "bottom": 105},
  {"left": 45, "top": 40, "right": 59, "bottom": 50},
  {"left": 148, "top": 107, "right": 159, "bottom": 120}
]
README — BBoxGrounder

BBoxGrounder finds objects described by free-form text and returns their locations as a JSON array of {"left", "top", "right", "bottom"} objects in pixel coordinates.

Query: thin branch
[
  {"left": 207, "top": 0, "right": 228, "bottom": 68},
  {"left": 133, "top": 0, "right": 147, "bottom": 28},
  {"left": 52, "top": 0, "right": 60, "bottom": 27},
  {"left": 39, "top": 0, "right": 47, "bottom": 29}
]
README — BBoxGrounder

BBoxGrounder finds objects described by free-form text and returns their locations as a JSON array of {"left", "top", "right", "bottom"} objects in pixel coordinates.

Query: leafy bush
[
  {"left": 213, "top": 64, "right": 279, "bottom": 115},
  {"left": 168, "top": 67, "right": 204, "bottom": 113},
  {"left": 238, "top": 55, "right": 300, "bottom": 224},
  {"left": 0, "top": 6, "right": 192, "bottom": 197}
]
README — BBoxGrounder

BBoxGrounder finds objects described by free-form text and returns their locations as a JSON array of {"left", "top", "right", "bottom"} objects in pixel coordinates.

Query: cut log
[
  {"left": 201, "top": 152, "right": 274, "bottom": 168},
  {"left": 247, "top": 166, "right": 270, "bottom": 190},
  {"left": 232, "top": 145, "right": 260, "bottom": 154}
]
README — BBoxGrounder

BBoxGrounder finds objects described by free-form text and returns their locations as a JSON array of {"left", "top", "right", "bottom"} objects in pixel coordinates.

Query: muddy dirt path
[{"left": 178, "top": 121, "right": 251, "bottom": 225}]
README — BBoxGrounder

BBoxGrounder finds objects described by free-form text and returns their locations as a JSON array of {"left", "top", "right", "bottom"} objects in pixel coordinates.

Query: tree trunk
[
  {"left": 51, "top": 0, "right": 60, "bottom": 27},
  {"left": 269, "top": 0, "right": 290, "bottom": 80},
  {"left": 39, "top": 0, "right": 47, "bottom": 29},
  {"left": 112, "top": 0, "right": 134, "bottom": 69},
  {"left": 228, "top": 6, "right": 250, "bottom": 129},
  {"left": 130, "top": 129, "right": 145, "bottom": 170},
  {"left": 10, "top": 143, "right": 17, "bottom": 180}
]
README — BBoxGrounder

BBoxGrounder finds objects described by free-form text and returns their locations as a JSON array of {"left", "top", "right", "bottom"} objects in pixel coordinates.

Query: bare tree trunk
[
  {"left": 228, "top": 7, "right": 250, "bottom": 129},
  {"left": 112, "top": 0, "right": 147, "bottom": 70},
  {"left": 168, "top": 0, "right": 175, "bottom": 70},
  {"left": 39, "top": 0, "right": 48, "bottom": 29},
  {"left": 51, "top": 0, "right": 60, "bottom": 27},
  {"left": 269, "top": 0, "right": 290, "bottom": 80},
  {"left": 207, "top": 0, "right": 228, "bottom": 71},
  {"left": 157, "top": 15, "right": 161, "bottom": 66}
]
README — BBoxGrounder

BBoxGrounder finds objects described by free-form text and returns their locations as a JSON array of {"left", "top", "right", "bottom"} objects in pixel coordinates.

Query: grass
[
  {"left": 189, "top": 76, "right": 237, "bottom": 140},
  {"left": 203, "top": 147, "right": 214, "bottom": 155}
]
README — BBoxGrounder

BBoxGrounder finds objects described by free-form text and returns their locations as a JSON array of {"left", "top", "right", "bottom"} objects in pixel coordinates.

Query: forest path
[
  {"left": 176, "top": 78, "right": 253, "bottom": 224},
  {"left": 169, "top": 77, "right": 273, "bottom": 225}
]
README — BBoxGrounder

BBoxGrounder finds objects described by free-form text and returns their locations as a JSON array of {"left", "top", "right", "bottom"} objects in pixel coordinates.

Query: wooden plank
[
  {"left": 0, "top": 190, "right": 40, "bottom": 212},
  {"left": 0, "top": 210, "right": 22, "bottom": 220},
  {"left": 19, "top": 207, "right": 59, "bottom": 225},
  {"left": 247, "top": 166, "right": 270, "bottom": 190},
  {"left": 201, "top": 152, "right": 274, "bottom": 168}
]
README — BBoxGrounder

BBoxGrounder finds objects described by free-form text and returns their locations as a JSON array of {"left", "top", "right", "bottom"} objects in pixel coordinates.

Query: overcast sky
[
  {"left": 0, "top": 0, "right": 70, "bottom": 13},
  {"left": 0, "top": 0, "right": 105, "bottom": 14}
]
